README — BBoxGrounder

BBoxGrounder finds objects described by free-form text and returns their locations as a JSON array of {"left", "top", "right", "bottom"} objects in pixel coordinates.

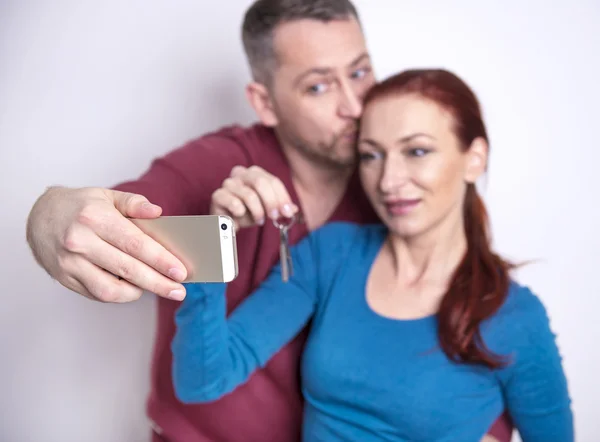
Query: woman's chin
[{"left": 382, "top": 217, "right": 425, "bottom": 239}]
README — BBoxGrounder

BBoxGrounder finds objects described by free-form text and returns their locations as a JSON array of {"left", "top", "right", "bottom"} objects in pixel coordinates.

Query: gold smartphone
[{"left": 131, "top": 215, "right": 239, "bottom": 283}]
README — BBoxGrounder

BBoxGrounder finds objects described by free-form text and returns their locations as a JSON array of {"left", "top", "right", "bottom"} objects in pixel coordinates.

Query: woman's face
[{"left": 358, "top": 93, "right": 486, "bottom": 239}]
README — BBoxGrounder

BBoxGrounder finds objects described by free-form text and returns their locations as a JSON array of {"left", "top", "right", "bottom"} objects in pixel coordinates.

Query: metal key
[{"left": 273, "top": 215, "right": 295, "bottom": 282}]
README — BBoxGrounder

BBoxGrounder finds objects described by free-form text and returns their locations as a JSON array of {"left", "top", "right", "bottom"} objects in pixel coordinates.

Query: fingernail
[
  {"left": 142, "top": 202, "right": 155, "bottom": 210},
  {"left": 257, "top": 218, "right": 264, "bottom": 225},
  {"left": 168, "top": 289, "right": 185, "bottom": 301},
  {"left": 168, "top": 268, "right": 186, "bottom": 282},
  {"left": 282, "top": 204, "right": 293, "bottom": 217},
  {"left": 270, "top": 209, "right": 279, "bottom": 219}
]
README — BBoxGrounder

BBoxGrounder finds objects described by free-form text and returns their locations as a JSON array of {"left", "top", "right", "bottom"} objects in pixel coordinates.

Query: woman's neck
[{"left": 386, "top": 210, "right": 467, "bottom": 288}]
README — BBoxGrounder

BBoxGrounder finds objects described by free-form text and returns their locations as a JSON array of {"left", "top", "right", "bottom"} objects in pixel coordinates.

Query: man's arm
[{"left": 26, "top": 130, "right": 251, "bottom": 303}]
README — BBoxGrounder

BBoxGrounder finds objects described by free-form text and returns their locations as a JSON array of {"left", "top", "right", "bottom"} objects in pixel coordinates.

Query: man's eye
[
  {"left": 351, "top": 67, "right": 370, "bottom": 79},
  {"left": 307, "top": 83, "right": 328, "bottom": 94}
]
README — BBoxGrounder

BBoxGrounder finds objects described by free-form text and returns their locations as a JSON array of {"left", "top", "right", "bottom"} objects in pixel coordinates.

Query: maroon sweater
[{"left": 113, "top": 124, "right": 513, "bottom": 442}]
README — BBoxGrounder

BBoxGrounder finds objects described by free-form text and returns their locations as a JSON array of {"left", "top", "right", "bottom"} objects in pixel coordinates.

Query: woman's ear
[
  {"left": 464, "top": 137, "right": 488, "bottom": 183},
  {"left": 245, "top": 82, "right": 278, "bottom": 127}
]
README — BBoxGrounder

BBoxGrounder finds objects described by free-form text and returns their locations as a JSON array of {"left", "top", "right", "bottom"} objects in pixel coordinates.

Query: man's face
[{"left": 265, "top": 18, "right": 376, "bottom": 169}]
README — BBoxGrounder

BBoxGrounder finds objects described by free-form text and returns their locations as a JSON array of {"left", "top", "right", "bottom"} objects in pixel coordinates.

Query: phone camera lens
[{"left": 221, "top": 223, "right": 227, "bottom": 231}]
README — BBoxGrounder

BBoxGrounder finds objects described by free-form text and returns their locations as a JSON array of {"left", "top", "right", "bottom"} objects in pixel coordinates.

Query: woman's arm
[
  {"left": 497, "top": 291, "right": 574, "bottom": 441},
  {"left": 171, "top": 222, "right": 359, "bottom": 403}
]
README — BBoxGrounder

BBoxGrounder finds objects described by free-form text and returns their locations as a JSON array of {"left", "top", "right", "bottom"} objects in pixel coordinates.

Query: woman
[{"left": 171, "top": 69, "right": 573, "bottom": 441}]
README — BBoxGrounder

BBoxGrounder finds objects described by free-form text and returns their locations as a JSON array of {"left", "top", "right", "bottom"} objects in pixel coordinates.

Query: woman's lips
[{"left": 384, "top": 198, "right": 421, "bottom": 215}]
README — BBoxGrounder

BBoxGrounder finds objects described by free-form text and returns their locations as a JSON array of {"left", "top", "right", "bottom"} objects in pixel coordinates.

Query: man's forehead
[{"left": 273, "top": 18, "right": 368, "bottom": 71}]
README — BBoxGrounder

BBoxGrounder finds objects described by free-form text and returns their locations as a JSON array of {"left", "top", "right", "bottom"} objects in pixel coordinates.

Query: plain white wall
[{"left": 1, "top": 1, "right": 598, "bottom": 441}]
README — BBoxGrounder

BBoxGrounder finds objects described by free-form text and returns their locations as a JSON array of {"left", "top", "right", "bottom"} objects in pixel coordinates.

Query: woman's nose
[{"left": 379, "top": 155, "right": 409, "bottom": 194}]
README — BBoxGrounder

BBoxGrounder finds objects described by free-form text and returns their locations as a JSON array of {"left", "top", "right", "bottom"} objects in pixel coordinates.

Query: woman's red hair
[{"left": 363, "top": 69, "right": 514, "bottom": 369}]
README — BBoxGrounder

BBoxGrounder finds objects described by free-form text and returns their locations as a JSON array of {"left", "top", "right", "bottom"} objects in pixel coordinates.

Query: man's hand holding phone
[
  {"left": 26, "top": 187, "right": 189, "bottom": 303},
  {"left": 25, "top": 166, "right": 296, "bottom": 304}
]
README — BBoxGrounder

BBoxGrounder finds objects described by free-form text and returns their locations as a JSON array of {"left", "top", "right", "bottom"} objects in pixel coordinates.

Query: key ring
[{"left": 272, "top": 213, "right": 297, "bottom": 230}]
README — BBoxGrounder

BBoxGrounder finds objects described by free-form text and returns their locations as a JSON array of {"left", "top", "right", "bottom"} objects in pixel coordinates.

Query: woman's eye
[
  {"left": 358, "top": 151, "right": 382, "bottom": 161},
  {"left": 408, "top": 147, "right": 430, "bottom": 157}
]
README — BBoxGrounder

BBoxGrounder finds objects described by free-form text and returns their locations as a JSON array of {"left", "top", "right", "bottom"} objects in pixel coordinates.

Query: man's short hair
[{"left": 241, "top": 0, "right": 360, "bottom": 85}]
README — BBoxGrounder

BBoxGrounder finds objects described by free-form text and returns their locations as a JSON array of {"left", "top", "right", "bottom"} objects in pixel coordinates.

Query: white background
[{"left": 1, "top": 1, "right": 598, "bottom": 441}]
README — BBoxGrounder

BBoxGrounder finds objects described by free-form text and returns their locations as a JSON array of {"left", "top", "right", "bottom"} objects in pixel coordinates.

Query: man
[{"left": 26, "top": 1, "right": 511, "bottom": 441}]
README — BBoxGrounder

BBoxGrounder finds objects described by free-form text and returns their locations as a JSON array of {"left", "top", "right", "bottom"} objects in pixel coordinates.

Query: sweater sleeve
[
  {"left": 171, "top": 222, "right": 358, "bottom": 403},
  {"left": 495, "top": 289, "right": 574, "bottom": 441},
  {"left": 112, "top": 127, "right": 251, "bottom": 216}
]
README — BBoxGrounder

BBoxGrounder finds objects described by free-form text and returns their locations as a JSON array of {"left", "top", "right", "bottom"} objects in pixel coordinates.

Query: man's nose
[{"left": 338, "top": 81, "right": 363, "bottom": 119}]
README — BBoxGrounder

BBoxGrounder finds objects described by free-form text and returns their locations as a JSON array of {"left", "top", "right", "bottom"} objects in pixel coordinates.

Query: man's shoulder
[{"left": 184, "top": 122, "right": 279, "bottom": 155}]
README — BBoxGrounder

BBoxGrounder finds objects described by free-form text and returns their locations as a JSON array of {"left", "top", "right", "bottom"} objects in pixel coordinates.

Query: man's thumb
[{"left": 109, "top": 190, "right": 162, "bottom": 218}]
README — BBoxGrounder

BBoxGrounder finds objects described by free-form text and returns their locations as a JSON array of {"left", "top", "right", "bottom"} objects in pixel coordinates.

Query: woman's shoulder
[
  {"left": 498, "top": 280, "right": 549, "bottom": 320},
  {"left": 312, "top": 221, "right": 386, "bottom": 242},
  {"left": 483, "top": 280, "right": 556, "bottom": 347},
  {"left": 308, "top": 221, "right": 387, "bottom": 254}
]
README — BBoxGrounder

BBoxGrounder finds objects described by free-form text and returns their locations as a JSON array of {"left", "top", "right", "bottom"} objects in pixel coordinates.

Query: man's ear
[
  {"left": 245, "top": 81, "right": 278, "bottom": 127},
  {"left": 464, "top": 136, "right": 488, "bottom": 183}
]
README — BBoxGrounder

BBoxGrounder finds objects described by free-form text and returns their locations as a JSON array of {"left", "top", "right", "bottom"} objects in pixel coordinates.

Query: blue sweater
[{"left": 172, "top": 222, "right": 573, "bottom": 441}]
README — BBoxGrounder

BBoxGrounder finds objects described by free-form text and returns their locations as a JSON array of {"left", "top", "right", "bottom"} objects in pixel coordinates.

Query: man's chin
[
  {"left": 335, "top": 148, "right": 359, "bottom": 168},
  {"left": 293, "top": 140, "right": 357, "bottom": 169},
  {"left": 336, "top": 156, "right": 358, "bottom": 168},
  {"left": 324, "top": 150, "right": 357, "bottom": 169}
]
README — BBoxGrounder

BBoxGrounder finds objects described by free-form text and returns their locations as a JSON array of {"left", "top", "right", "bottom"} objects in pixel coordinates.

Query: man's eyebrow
[
  {"left": 293, "top": 67, "right": 333, "bottom": 87},
  {"left": 348, "top": 52, "right": 370, "bottom": 69},
  {"left": 293, "top": 52, "right": 371, "bottom": 87}
]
